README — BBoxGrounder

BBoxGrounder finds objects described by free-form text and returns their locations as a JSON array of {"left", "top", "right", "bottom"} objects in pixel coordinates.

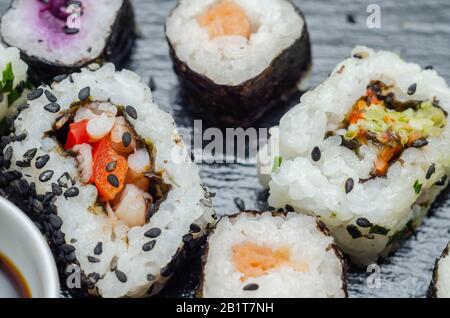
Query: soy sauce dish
[{"left": 0, "top": 197, "right": 59, "bottom": 298}]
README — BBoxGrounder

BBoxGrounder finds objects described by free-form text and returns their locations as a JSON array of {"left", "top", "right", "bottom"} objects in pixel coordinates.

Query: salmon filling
[
  {"left": 232, "top": 242, "right": 308, "bottom": 281},
  {"left": 342, "top": 80, "right": 446, "bottom": 177},
  {"left": 53, "top": 102, "right": 171, "bottom": 228},
  {"left": 198, "top": 0, "right": 251, "bottom": 39}
]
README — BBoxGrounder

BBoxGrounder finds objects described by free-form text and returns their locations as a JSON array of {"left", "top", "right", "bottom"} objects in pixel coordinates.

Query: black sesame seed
[
  {"left": 346, "top": 14, "right": 356, "bottom": 24},
  {"left": 39, "top": 170, "right": 54, "bottom": 182},
  {"left": 353, "top": 53, "right": 363, "bottom": 59},
  {"left": 125, "top": 105, "right": 138, "bottom": 120},
  {"left": 115, "top": 270, "right": 127, "bottom": 283},
  {"left": 182, "top": 234, "right": 193, "bottom": 244},
  {"left": 407, "top": 83, "right": 417, "bottom": 95},
  {"left": 411, "top": 138, "right": 428, "bottom": 148},
  {"left": 190, "top": 223, "right": 201, "bottom": 233},
  {"left": 107, "top": 174, "right": 119, "bottom": 188},
  {"left": 356, "top": 217, "right": 373, "bottom": 228},
  {"left": 64, "top": 26, "right": 79, "bottom": 35},
  {"left": 285, "top": 204, "right": 294, "bottom": 212},
  {"left": 58, "top": 172, "right": 74, "bottom": 188},
  {"left": 49, "top": 214, "right": 63, "bottom": 229},
  {"left": 425, "top": 65, "right": 434, "bottom": 70},
  {"left": 35, "top": 155, "right": 50, "bottom": 169},
  {"left": 60, "top": 244, "right": 76, "bottom": 254},
  {"left": 105, "top": 161, "right": 117, "bottom": 172},
  {"left": 146, "top": 274, "right": 155, "bottom": 282},
  {"left": 94, "top": 242, "right": 103, "bottom": 255},
  {"left": 17, "top": 104, "right": 29, "bottom": 112},
  {"left": 53, "top": 74, "right": 68, "bottom": 83},
  {"left": 69, "top": 74, "right": 74, "bottom": 83},
  {"left": 233, "top": 197, "right": 245, "bottom": 211},
  {"left": 44, "top": 90, "right": 57, "bottom": 103},
  {"left": 87, "top": 256, "right": 100, "bottom": 263},
  {"left": 65, "top": 252, "right": 76, "bottom": 262},
  {"left": 27, "top": 88, "right": 43, "bottom": 100},
  {"left": 14, "top": 133, "right": 27, "bottom": 142},
  {"left": 64, "top": 187, "right": 79, "bottom": 198},
  {"left": 16, "top": 160, "right": 30, "bottom": 168},
  {"left": 435, "top": 175, "right": 448, "bottom": 186},
  {"left": 51, "top": 183, "right": 62, "bottom": 196},
  {"left": 144, "top": 227, "right": 161, "bottom": 238},
  {"left": 160, "top": 266, "right": 172, "bottom": 277},
  {"left": 346, "top": 224, "right": 362, "bottom": 239},
  {"left": 311, "top": 146, "right": 321, "bottom": 162},
  {"left": 142, "top": 240, "right": 156, "bottom": 252},
  {"left": 4, "top": 146, "right": 13, "bottom": 162},
  {"left": 78, "top": 87, "right": 90, "bottom": 101},
  {"left": 44, "top": 102, "right": 60, "bottom": 113},
  {"left": 345, "top": 178, "right": 354, "bottom": 194},
  {"left": 122, "top": 132, "right": 132, "bottom": 148},
  {"left": 426, "top": 164, "right": 436, "bottom": 180},
  {"left": 243, "top": 283, "right": 259, "bottom": 291},
  {"left": 23, "top": 148, "right": 37, "bottom": 162}
]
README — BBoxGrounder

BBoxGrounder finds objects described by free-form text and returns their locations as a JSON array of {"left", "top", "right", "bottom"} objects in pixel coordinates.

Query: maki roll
[
  {"left": 429, "top": 243, "right": 450, "bottom": 298},
  {"left": 165, "top": 0, "right": 311, "bottom": 127},
  {"left": 0, "top": 64, "right": 215, "bottom": 297},
  {"left": 1, "top": 0, "right": 135, "bottom": 84},
  {"left": 258, "top": 46, "right": 450, "bottom": 265},
  {"left": 199, "top": 212, "right": 347, "bottom": 298},
  {"left": 0, "top": 44, "right": 28, "bottom": 122}
]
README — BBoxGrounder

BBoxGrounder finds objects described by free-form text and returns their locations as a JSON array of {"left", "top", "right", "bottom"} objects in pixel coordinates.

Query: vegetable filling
[
  {"left": 342, "top": 80, "right": 446, "bottom": 177},
  {"left": 53, "top": 101, "right": 171, "bottom": 228}
]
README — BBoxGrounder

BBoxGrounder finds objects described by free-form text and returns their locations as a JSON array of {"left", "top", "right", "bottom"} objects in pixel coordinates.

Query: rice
[{"left": 258, "top": 46, "right": 450, "bottom": 265}]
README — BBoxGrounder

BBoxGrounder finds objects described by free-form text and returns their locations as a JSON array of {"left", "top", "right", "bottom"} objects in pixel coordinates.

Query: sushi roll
[
  {"left": 165, "top": 0, "right": 311, "bottom": 127},
  {"left": 258, "top": 46, "right": 450, "bottom": 265},
  {"left": 199, "top": 212, "right": 347, "bottom": 298},
  {"left": 429, "top": 243, "right": 450, "bottom": 298},
  {"left": 1, "top": 0, "right": 135, "bottom": 84},
  {"left": 0, "top": 63, "right": 215, "bottom": 297},
  {"left": 0, "top": 43, "right": 29, "bottom": 122}
]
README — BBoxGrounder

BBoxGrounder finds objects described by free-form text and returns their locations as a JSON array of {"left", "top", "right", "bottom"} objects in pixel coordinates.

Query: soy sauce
[{"left": 0, "top": 252, "right": 31, "bottom": 298}]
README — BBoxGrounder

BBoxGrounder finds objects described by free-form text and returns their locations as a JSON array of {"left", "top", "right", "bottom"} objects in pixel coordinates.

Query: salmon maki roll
[
  {"left": 199, "top": 212, "right": 347, "bottom": 298},
  {"left": 165, "top": 0, "right": 311, "bottom": 127}
]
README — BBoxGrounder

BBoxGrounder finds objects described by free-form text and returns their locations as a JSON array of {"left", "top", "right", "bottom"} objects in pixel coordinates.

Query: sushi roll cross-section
[
  {"left": 429, "top": 243, "right": 450, "bottom": 298},
  {"left": 166, "top": 0, "right": 311, "bottom": 127},
  {"left": 0, "top": 64, "right": 215, "bottom": 297},
  {"left": 1, "top": 0, "right": 135, "bottom": 84},
  {"left": 200, "top": 212, "right": 347, "bottom": 298},
  {"left": 259, "top": 46, "right": 450, "bottom": 265}
]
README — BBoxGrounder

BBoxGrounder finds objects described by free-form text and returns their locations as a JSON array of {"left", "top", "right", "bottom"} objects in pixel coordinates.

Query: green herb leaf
[
  {"left": 0, "top": 63, "right": 14, "bottom": 93},
  {"left": 414, "top": 180, "right": 422, "bottom": 194},
  {"left": 271, "top": 156, "right": 283, "bottom": 173}
]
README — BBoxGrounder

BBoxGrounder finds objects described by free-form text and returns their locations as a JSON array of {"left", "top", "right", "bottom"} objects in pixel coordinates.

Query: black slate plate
[{"left": 3, "top": 0, "right": 450, "bottom": 298}]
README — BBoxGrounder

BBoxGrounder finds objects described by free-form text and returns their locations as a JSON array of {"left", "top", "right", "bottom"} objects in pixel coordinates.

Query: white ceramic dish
[{"left": 0, "top": 196, "right": 59, "bottom": 298}]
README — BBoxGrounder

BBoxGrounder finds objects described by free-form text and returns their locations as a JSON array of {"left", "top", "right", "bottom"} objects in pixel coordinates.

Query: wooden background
[{"left": 2, "top": 0, "right": 450, "bottom": 297}]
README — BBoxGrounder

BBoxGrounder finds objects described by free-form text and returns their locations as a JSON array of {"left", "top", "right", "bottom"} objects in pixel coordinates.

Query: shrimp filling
[
  {"left": 232, "top": 242, "right": 308, "bottom": 281},
  {"left": 53, "top": 102, "right": 171, "bottom": 228},
  {"left": 198, "top": 0, "right": 252, "bottom": 39},
  {"left": 341, "top": 81, "right": 446, "bottom": 177}
]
